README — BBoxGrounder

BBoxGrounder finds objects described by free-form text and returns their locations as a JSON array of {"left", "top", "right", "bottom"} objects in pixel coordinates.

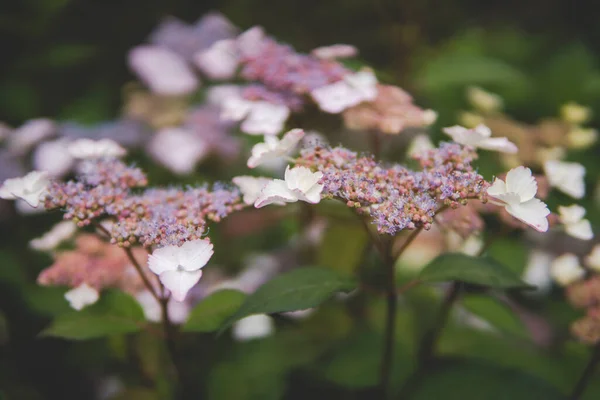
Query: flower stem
[
  {"left": 570, "top": 342, "right": 600, "bottom": 400},
  {"left": 379, "top": 246, "right": 397, "bottom": 399}
]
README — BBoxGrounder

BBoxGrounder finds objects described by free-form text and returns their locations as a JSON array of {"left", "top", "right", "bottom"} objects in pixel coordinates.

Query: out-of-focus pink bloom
[
  {"left": 343, "top": 84, "right": 436, "bottom": 134},
  {"left": 33, "top": 139, "right": 74, "bottom": 178},
  {"left": 7, "top": 118, "right": 55, "bottom": 155},
  {"left": 221, "top": 94, "right": 290, "bottom": 136},
  {"left": 185, "top": 106, "right": 241, "bottom": 161},
  {"left": 147, "top": 127, "right": 209, "bottom": 175},
  {"left": 206, "top": 85, "right": 243, "bottom": 106},
  {"left": 194, "top": 39, "right": 239, "bottom": 80},
  {"left": 311, "top": 69, "right": 378, "bottom": 114},
  {"left": 311, "top": 44, "right": 358, "bottom": 60},
  {"left": 128, "top": 45, "right": 199, "bottom": 96},
  {"left": 67, "top": 138, "right": 127, "bottom": 160},
  {"left": 236, "top": 26, "right": 267, "bottom": 58}
]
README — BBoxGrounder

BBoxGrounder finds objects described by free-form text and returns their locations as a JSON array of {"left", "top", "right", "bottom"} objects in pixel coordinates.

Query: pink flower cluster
[
  {"left": 297, "top": 142, "right": 490, "bottom": 235},
  {"left": 43, "top": 158, "right": 246, "bottom": 248}
]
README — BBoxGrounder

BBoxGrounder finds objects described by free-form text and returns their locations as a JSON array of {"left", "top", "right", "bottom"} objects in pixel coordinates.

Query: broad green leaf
[
  {"left": 220, "top": 267, "right": 356, "bottom": 332},
  {"left": 40, "top": 290, "right": 145, "bottom": 340},
  {"left": 183, "top": 289, "right": 246, "bottom": 333},
  {"left": 408, "top": 358, "right": 565, "bottom": 400},
  {"left": 418, "top": 253, "right": 532, "bottom": 290},
  {"left": 462, "top": 295, "right": 528, "bottom": 339}
]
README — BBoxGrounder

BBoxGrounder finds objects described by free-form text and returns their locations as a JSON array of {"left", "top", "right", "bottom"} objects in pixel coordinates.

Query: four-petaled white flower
[
  {"left": 68, "top": 138, "right": 127, "bottom": 160},
  {"left": 0, "top": 171, "right": 50, "bottom": 207},
  {"left": 247, "top": 129, "right": 305, "bottom": 168},
  {"left": 254, "top": 166, "right": 324, "bottom": 208},
  {"left": 550, "top": 253, "right": 586, "bottom": 286},
  {"left": 310, "top": 69, "right": 378, "bottom": 114},
  {"left": 443, "top": 124, "right": 518, "bottom": 153},
  {"left": 232, "top": 176, "right": 279, "bottom": 205},
  {"left": 65, "top": 283, "right": 99, "bottom": 311},
  {"left": 221, "top": 97, "right": 290, "bottom": 136},
  {"left": 486, "top": 166, "right": 550, "bottom": 232},
  {"left": 543, "top": 160, "right": 586, "bottom": 199},
  {"left": 232, "top": 314, "right": 274, "bottom": 341},
  {"left": 128, "top": 45, "right": 199, "bottom": 96},
  {"left": 558, "top": 204, "right": 593, "bottom": 240},
  {"left": 147, "top": 239, "right": 214, "bottom": 302}
]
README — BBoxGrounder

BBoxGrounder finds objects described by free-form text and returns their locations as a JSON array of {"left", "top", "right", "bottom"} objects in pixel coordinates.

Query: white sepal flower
[
  {"left": 247, "top": 129, "right": 304, "bottom": 168},
  {"left": 585, "top": 245, "right": 600, "bottom": 272},
  {"left": 30, "top": 221, "right": 77, "bottom": 251},
  {"left": 522, "top": 250, "right": 553, "bottom": 293},
  {"left": 254, "top": 166, "right": 324, "bottom": 208},
  {"left": 147, "top": 239, "right": 214, "bottom": 302},
  {"left": 443, "top": 124, "right": 517, "bottom": 153},
  {"left": 232, "top": 176, "right": 277, "bottom": 205},
  {"left": 67, "top": 138, "right": 127, "bottom": 160},
  {"left": 65, "top": 283, "right": 99, "bottom": 311},
  {"left": 544, "top": 160, "right": 586, "bottom": 199},
  {"left": 147, "top": 127, "right": 209, "bottom": 175},
  {"left": 558, "top": 204, "right": 593, "bottom": 240},
  {"left": 550, "top": 253, "right": 585, "bottom": 286},
  {"left": 0, "top": 171, "right": 50, "bottom": 207},
  {"left": 310, "top": 69, "right": 378, "bottom": 114},
  {"left": 221, "top": 97, "right": 290, "bottom": 136},
  {"left": 486, "top": 166, "right": 550, "bottom": 232},
  {"left": 232, "top": 314, "right": 274, "bottom": 341}
]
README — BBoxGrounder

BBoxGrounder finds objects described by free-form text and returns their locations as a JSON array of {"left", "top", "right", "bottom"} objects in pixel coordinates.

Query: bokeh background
[{"left": 2, "top": 1, "right": 600, "bottom": 399}]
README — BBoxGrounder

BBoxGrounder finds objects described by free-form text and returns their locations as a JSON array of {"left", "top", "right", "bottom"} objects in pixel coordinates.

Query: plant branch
[
  {"left": 379, "top": 241, "right": 397, "bottom": 399},
  {"left": 570, "top": 342, "right": 600, "bottom": 400},
  {"left": 123, "top": 247, "right": 160, "bottom": 302}
]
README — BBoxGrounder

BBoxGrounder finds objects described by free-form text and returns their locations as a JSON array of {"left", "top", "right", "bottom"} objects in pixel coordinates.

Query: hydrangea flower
[
  {"left": 68, "top": 138, "right": 127, "bottom": 160},
  {"left": 247, "top": 129, "right": 304, "bottom": 168},
  {"left": 193, "top": 39, "right": 239, "bottom": 80},
  {"left": 544, "top": 160, "right": 586, "bottom": 199},
  {"left": 254, "top": 166, "right": 324, "bottom": 208},
  {"left": 147, "top": 239, "right": 214, "bottom": 301},
  {"left": 232, "top": 176, "right": 275, "bottom": 205},
  {"left": 550, "top": 253, "right": 585, "bottom": 286},
  {"left": 486, "top": 166, "right": 550, "bottom": 232},
  {"left": 443, "top": 125, "right": 518, "bottom": 153},
  {"left": 232, "top": 314, "right": 274, "bottom": 341},
  {"left": 147, "top": 127, "right": 209, "bottom": 175},
  {"left": 128, "top": 45, "right": 199, "bottom": 96},
  {"left": 558, "top": 204, "right": 593, "bottom": 240},
  {"left": 310, "top": 69, "right": 378, "bottom": 114},
  {"left": 0, "top": 171, "right": 50, "bottom": 207},
  {"left": 65, "top": 283, "right": 99, "bottom": 311},
  {"left": 33, "top": 139, "right": 74, "bottom": 178},
  {"left": 221, "top": 96, "right": 290, "bottom": 136}
]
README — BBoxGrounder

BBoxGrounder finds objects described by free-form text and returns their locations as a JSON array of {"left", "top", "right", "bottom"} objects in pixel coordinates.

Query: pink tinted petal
[{"left": 505, "top": 198, "right": 550, "bottom": 232}]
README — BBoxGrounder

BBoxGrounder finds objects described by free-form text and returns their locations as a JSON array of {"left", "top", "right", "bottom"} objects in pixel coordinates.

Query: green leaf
[
  {"left": 418, "top": 253, "right": 532, "bottom": 290},
  {"left": 462, "top": 295, "right": 528, "bottom": 339},
  {"left": 39, "top": 290, "right": 146, "bottom": 340},
  {"left": 317, "top": 221, "right": 369, "bottom": 275},
  {"left": 408, "top": 358, "right": 565, "bottom": 400},
  {"left": 220, "top": 267, "right": 356, "bottom": 332},
  {"left": 182, "top": 289, "right": 246, "bottom": 333}
]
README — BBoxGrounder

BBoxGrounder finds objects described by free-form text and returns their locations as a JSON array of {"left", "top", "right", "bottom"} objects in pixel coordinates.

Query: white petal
[
  {"left": 477, "top": 137, "right": 518, "bottom": 154},
  {"left": 128, "top": 45, "right": 199, "bottom": 96},
  {"left": 232, "top": 176, "right": 272, "bottom": 205},
  {"left": 221, "top": 96, "right": 253, "bottom": 121},
  {"left": 177, "top": 239, "right": 214, "bottom": 272},
  {"left": 236, "top": 26, "right": 267, "bottom": 58},
  {"left": 278, "top": 129, "right": 305, "bottom": 151},
  {"left": 565, "top": 219, "right": 593, "bottom": 240},
  {"left": 33, "top": 139, "right": 74, "bottom": 177},
  {"left": 232, "top": 314, "right": 274, "bottom": 341},
  {"left": 558, "top": 204, "right": 586, "bottom": 224},
  {"left": 241, "top": 102, "right": 290, "bottom": 136},
  {"left": 147, "top": 127, "right": 209, "bottom": 174},
  {"left": 148, "top": 245, "right": 180, "bottom": 275},
  {"left": 344, "top": 69, "right": 378, "bottom": 101},
  {"left": 136, "top": 290, "right": 162, "bottom": 322},
  {"left": 407, "top": 134, "right": 434, "bottom": 158},
  {"left": 505, "top": 166, "right": 537, "bottom": 202},
  {"left": 68, "top": 138, "right": 126, "bottom": 160},
  {"left": 311, "top": 81, "right": 362, "bottom": 114},
  {"left": 473, "top": 124, "right": 492, "bottom": 138},
  {"left": 486, "top": 178, "right": 507, "bottom": 197},
  {"left": 7, "top": 119, "right": 55, "bottom": 154},
  {"left": 30, "top": 220, "right": 77, "bottom": 251},
  {"left": 285, "top": 166, "right": 322, "bottom": 193},
  {"left": 0, "top": 171, "right": 50, "bottom": 207},
  {"left": 311, "top": 44, "right": 358, "bottom": 59},
  {"left": 544, "top": 160, "right": 586, "bottom": 199},
  {"left": 159, "top": 269, "right": 203, "bottom": 302},
  {"left": 254, "top": 179, "right": 297, "bottom": 208},
  {"left": 522, "top": 250, "right": 553, "bottom": 292},
  {"left": 550, "top": 253, "right": 585, "bottom": 286},
  {"left": 585, "top": 245, "right": 600, "bottom": 272},
  {"left": 65, "top": 283, "right": 99, "bottom": 311},
  {"left": 505, "top": 198, "right": 550, "bottom": 232},
  {"left": 193, "top": 39, "right": 239, "bottom": 80}
]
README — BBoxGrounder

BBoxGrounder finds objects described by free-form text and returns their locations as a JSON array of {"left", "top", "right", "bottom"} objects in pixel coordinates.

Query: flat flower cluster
[{"left": 295, "top": 142, "right": 490, "bottom": 235}]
